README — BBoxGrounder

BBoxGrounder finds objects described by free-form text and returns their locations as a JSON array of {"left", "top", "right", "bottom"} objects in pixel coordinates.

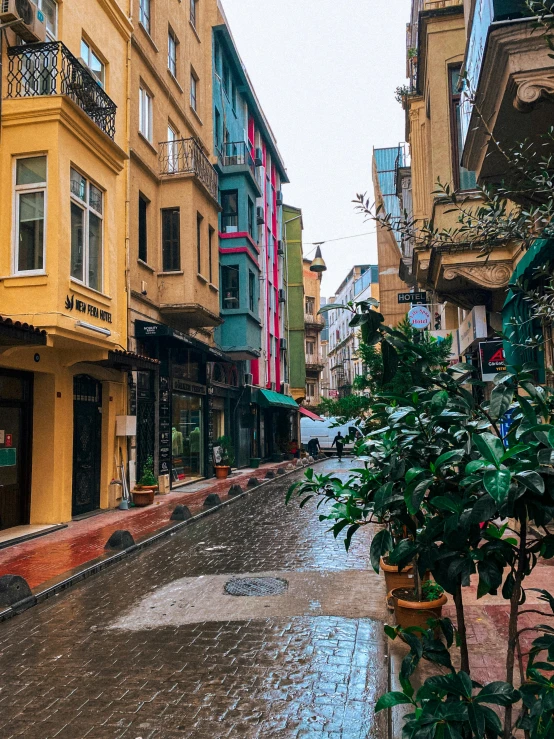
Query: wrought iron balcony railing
[
  {"left": 218, "top": 141, "right": 256, "bottom": 178},
  {"left": 6, "top": 42, "right": 117, "bottom": 139},
  {"left": 159, "top": 137, "right": 218, "bottom": 201}
]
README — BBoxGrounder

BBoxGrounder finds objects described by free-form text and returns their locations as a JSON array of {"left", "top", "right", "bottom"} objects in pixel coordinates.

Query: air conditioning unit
[
  {"left": 244, "top": 372, "right": 253, "bottom": 386},
  {"left": 279, "top": 337, "right": 287, "bottom": 350},
  {"left": 256, "top": 206, "right": 265, "bottom": 225},
  {"left": 278, "top": 289, "right": 286, "bottom": 303},
  {"left": 254, "top": 147, "right": 263, "bottom": 167},
  {"left": 277, "top": 240, "right": 284, "bottom": 255},
  {"left": 270, "top": 382, "right": 277, "bottom": 391},
  {"left": 281, "top": 382, "right": 290, "bottom": 396},
  {"left": 276, "top": 190, "right": 284, "bottom": 206},
  {"left": 0, "top": 0, "right": 46, "bottom": 42}
]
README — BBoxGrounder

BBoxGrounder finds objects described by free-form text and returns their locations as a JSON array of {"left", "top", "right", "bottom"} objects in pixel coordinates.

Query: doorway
[
  {"left": 72, "top": 375, "right": 102, "bottom": 517},
  {"left": 0, "top": 371, "right": 32, "bottom": 530}
]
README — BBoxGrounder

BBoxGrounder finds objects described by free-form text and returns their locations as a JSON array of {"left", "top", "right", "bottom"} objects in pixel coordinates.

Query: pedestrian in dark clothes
[{"left": 332, "top": 431, "right": 344, "bottom": 462}]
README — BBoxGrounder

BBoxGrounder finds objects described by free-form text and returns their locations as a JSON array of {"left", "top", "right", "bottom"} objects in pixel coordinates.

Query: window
[
  {"left": 161, "top": 208, "right": 180, "bottom": 271},
  {"left": 221, "top": 190, "right": 238, "bottom": 233},
  {"left": 214, "top": 108, "right": 221, "bottom": 152},
  {"left": 449, "top": 66, "right": 477, "bottom": 191},
  {"left": 80, "top": 39, "right": 104, "bottom": 88},
  {"left": 306, "top": 382, "right": 316, "bottom": 400},
  {"left": 208, "top": 226, "right": 214, "bottom": 283},
  {"left": 196, "top": 212, "right": 203, "bottom": 274},
  {"left": 38, "top": 0, "right": 57, "bottom": 39},
  {"left": 14, "top": 156, "right": 47, "bottom": 274},
  {"left": 167, "top": 124, "right": 178, "bottom": 173},
  {"left": 305, "top": 298, "right": 315, "bottom": 315},
  {"left": 139, "top": 0, "right": 150, "bottom": 33},
  {"left": 249, "top": 271, "right": 255, "bottom": 312},
  {"left": 190, "top": 70, "right": 198, "bottom": 111},
  {"left": 248, "top": 197, "right": 255, "bottom": 239},
  {"left": 138, "top": 194, "right": 148, "bottom": 263},
  {"left": 139, "top": 86, "right": 153, "bottom": 142},
  {"left": 306, "top": 340, "right": 315, "bottom": 356},
  {"left": 168, "top": 29, "right": 177, "bottom": 77},
  {"left": 222, "top": 62, "right": 230, "bottom": 97},
  {"left": 221, "top": 265, "right": 239, "bottom": 309},
  {"left": 70, "top": 168, "right": 103, "bottom": 291},
  {"left": 190, "top": 0, "right": 197, "bottom": 27}
]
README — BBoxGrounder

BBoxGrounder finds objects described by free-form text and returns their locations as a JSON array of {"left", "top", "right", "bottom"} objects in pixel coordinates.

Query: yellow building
[
  {"left": 0, "top": 0, "right": 138, "bottom": 532},
  {"left": 302, "top": 258, "right": 325, "bottom": 410}
]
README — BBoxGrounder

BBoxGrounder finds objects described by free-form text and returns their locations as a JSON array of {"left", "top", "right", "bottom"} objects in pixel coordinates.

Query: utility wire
[{"left": 303, "top": 230, "right": 377, "bottom": 257}]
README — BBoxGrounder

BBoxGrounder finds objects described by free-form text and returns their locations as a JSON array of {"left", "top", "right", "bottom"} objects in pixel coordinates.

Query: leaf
[
  {"left": 489, "top": 385, "right": 513, "bottom": 421},
  {"left": 500, "top": 443, "right": 531, "bottom": 463},
  {"left": 370, "top": 529, "right": 393, "bottom": 573},
  {"left": 431, "top": 390, "right": 449, "bottom": 413},
  {"left": 382, "top": 340, "right": 399, "bottom": 384},
  {"left": 515, "top": 470, "right": 545, "bottom": 496},
  {"left": 475, "top": 681, "right": 520, "bottom": 706},
  {"left": 466, "top": 459, "right": 485, "bottom": 474},
  {"left": 375, "top": 691, "right": 412, "bottom": 712},
  {"left": 435, "top": 450, "right": 465, "bottom": 469},
  {"left": 405, "top": 478, "right": 431, "bottom": 515},
  {"left": 473, "top": 432, "right": 504, "bottom": 468},
  {"left": 318, "top": 304, "right": 348, "bottom": 313},
  {"left": 484, "top": 469, "right": 512, "bottom": 504},
  {"left": 431, "top": 496, "right": 463, "bottom": 514},
  {"left": 468, "top": 703, "right": 485, "bottom": 739},
  {"left": 469, "top": 495, "right": 498, "bottom": 524}
]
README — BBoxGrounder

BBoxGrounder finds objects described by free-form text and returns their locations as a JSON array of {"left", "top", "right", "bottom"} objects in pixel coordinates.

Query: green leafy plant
[
  {"left": 138, "top": 456, "right": 157, "bottom": 487},
  {"left": 215, "top": 436, "right": 235, "bottom": 467},
  {"left": 422, "top": 580, "right": 444, "bottom": 602}
]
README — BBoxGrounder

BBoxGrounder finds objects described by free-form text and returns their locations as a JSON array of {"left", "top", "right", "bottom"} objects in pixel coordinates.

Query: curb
[{"left": 0, "top": 459, "right": 329, "bottom": 624}]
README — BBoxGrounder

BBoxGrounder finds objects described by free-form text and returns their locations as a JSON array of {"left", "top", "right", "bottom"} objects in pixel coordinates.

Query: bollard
[
  {"left": 247, "top": 477, "right": 259, "bottom": 488},
  {"left": 204, "top": 493, "right": 222, "bottom": 508},
  {"left": 228, "top": 484, "right": 243, "bottom": 497},
  {"left": 171, "top": 505, "right": 192, "bottom": 521},
  {"left": 105, "top": 530, "right": 136, "bottom": 551},
  {"left": 277, "top": 468, "right": 285, "bottom": 475},
  {"left": 286, "top": 464, "right": 295, "bottom": 472},
  {"left": 265, "top": 470, "right": 275, "bottom": 480},
  {"left": 0, "top": 574, "right": 35, "bottom": 613}
]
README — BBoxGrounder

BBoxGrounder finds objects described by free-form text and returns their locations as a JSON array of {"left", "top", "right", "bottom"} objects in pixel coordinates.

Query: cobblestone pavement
[{"left": 0, "top": 459, "right": 389, "bottom": 739}]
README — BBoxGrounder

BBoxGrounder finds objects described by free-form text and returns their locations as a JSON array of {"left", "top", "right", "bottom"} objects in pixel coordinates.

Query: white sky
[{"left": 220, "top": 0, "right": 410, "bottom": 297}]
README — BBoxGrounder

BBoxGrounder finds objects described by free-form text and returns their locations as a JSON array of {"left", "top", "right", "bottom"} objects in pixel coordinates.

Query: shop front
[
  {"left": 256, "top": 389, "right": 299, "bottom": 461},
  {"left": 209, "top": 362, "right": 252, "bottom": 468}
]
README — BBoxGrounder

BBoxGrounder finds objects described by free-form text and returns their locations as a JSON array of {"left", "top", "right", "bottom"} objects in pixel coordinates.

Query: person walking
[
  {"left": 307, "top": 437, "right": 321, "bottom": 458},
  {"left": 332, "top": 431, "right": 344, "bottom": 462}
]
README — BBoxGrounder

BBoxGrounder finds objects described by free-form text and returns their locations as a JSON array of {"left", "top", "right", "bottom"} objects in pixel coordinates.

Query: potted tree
[
  {"left": 214, "top": 436, "right": 235, "bottom": 479},
  {"left": 133, "top": 456, "right": 158, "bottom": 506}
]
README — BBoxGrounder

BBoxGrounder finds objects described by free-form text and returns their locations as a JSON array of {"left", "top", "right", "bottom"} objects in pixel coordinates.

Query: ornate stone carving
[
  {"left": 443, "top": 263, "right": 511, "bottom": 288},
  {"left": 514, "top": 74, "right": 554, "bottom": 112}
]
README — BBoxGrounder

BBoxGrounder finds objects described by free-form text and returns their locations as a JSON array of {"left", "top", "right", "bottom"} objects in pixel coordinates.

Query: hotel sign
[{"left": 65, "top": 294, "right": 112, "bottom": 324}]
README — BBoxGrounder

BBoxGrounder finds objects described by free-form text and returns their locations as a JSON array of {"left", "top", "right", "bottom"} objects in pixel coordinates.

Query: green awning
[
  {"left": 257, "top": 388, "right": 299, "bottom": 410},
  {"left": 504, "top": 238, "right": 554, "bottom": 308}
]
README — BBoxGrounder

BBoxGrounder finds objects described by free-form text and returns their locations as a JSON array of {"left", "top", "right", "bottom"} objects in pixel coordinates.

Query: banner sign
[
  {"left": 398, "top": 292, "right": 427, "bottom": 304},
  {"left": 479, "top": 340, "right": 506, "bottom": 381}
]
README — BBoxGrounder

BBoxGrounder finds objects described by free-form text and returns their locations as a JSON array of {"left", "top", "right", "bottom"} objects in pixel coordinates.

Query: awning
[
  {"left": 299, "top": 407, "right": 325, "bottom": 422},
  {"left": 101, "top": 350, "right": 160, "bottom": 372},
  {"left": 135, "top": 320, "right": 232, "bottom": 362},
  {"left": 257, "top": 388, "right": 299, "bottom": 410},
  {"left": 504, "top": 238, "right": 554, "bottom": 308},
  {"left": 0, "top": 316, "right": 47, "bottom": 347}
]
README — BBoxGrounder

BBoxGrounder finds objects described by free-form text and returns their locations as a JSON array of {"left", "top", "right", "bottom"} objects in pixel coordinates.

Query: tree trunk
[
  {"left": 454, "top": 580, "right": 470, "bottom": 676},
  {"left": 504, "top": 513, "right": 527, "bottom": 739}
]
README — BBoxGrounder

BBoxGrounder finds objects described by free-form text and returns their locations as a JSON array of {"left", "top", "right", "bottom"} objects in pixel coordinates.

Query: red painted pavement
[{"left": 0, "top": 462, "right": 292, "bottom": 590}]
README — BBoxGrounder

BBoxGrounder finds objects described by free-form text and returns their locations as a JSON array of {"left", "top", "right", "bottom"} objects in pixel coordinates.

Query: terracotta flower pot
[
  {"left": 132, "top": 490, "right": 155, "bottom": 507},
  {"left": 391, "top": 587, "right": 448, "bottom": 631},
  {"left": 214, "top": 465, "right": 231, "bottom": 479},
  {"left": 380, "top": 557, "right": 430, "bottom": 593}
]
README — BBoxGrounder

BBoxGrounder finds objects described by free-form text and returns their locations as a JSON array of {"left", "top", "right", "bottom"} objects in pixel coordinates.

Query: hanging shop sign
[
  {"left": 398, "top": 291, "right": 427, "bottom": 304},
  {"left": 479, "top": 340, "right": 506, "bottom": 382},
  {"left": 459, "top": 306, "right": 488, "bottom": 353},
  {"left": 65, "top": 294, "right": 112, "bottom": 323},
  {"left": 408, "top": 305, "right": 432, "bottom": 330}
]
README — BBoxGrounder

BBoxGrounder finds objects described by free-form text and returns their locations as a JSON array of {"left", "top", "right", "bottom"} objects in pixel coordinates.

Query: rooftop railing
[
  {"left": 6, "top": 42, "right": 117, "bottom": 139},
  {"left": 159, "top": 137, "right": 218, "bottom": 201}
]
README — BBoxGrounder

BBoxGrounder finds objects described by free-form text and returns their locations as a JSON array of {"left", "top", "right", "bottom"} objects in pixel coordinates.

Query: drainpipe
[{"left": 125, "top": 4, "right": 134, "bottom": 485}]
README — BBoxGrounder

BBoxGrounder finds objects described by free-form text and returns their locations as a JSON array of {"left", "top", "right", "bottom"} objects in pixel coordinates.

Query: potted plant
[
  {"left": 249, "top": 457, "right": 261, "bottom": 469},
  {"left": 214, "top": 436, "right": 235, "bottom": 479},
  {"left": 133, "top": 456, "right": 158, "bottom": 506},
  {"left": 391, "top": 579, "right": 447, "bottom": 631}
]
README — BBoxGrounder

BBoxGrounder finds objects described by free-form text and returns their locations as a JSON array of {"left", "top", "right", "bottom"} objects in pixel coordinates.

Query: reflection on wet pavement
[{"left": 0, "top": 459, "right": 388, "bottom": 738}]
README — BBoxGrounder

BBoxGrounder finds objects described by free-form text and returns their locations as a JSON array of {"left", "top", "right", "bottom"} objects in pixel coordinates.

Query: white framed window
[
  {"left": 80, "top": 39, "right": 105, "bottom": 88},
  {"left": 139, "top": 0, "right": 150, "bottom": 33},
  {"left": 139, "top": 86, "right": 153, "bottom": 142},
  {"left": 190, "top": 0, "right": 197, "bottom": 28},
  {"left": 168, "top": 28, "right": 177, "bottom": 77},
  {"left": 190, "top": 70, "right": 198, "bottom": 111},
  {"left": 167, "top": 124, "right": 178, "bottom": 173},
  {"left": 70, "top": 168, "right": 103, "bottom": 292},
  {"left": 38, "top": 0, "right": 57, "bottom": 39},
  {"left": 14, "top": 156, "right": 47, "bottom": 275}
]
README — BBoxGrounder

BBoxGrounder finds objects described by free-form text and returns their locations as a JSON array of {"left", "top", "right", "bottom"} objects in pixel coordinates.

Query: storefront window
[{"left": 171, "top": 393, "right": 203, "bottom": 482}]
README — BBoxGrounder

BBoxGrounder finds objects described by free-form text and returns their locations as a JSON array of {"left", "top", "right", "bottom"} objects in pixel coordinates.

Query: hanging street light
[{"left": 309, "top": 244, "right": 327, "bottom": 273}]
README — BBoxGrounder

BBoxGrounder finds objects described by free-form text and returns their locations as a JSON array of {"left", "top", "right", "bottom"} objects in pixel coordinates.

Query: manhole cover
[{"left": 224, "top": 577, "right": 288, "bottom": 597}]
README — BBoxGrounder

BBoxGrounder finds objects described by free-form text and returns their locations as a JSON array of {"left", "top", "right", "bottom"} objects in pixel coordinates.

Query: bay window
[{"left": 70, "top": 168, "right": 103, "bottom": 291}]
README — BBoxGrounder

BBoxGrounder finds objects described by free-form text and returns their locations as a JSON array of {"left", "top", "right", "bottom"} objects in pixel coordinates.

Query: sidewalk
[{"left": 0, "top": 459, "right": 302, "bottom": 593}]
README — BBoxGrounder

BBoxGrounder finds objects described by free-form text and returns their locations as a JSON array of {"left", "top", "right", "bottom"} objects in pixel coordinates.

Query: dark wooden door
[{"left": 72, "top": 376, "right": 102, "bottom": 517}]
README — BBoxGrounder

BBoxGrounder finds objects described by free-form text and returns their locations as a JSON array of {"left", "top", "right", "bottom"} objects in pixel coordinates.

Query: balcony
[
  {"left": 306, "top": 353, "right": 325, "bottom": 372},
  {"left": 216, "top": 141, "right": 262, "bottom": 196},
  {"left": 304, "top": 312, "right": 325, "bottom": 330},
  {"left": 159, "top": 137, "right": 218, "bottom": 201},
  {"left": 6, "top": 42, "right": 117, "bottom": 139},
  {"left": 460, "top": 1, "right": 547, "bottom": 180}
]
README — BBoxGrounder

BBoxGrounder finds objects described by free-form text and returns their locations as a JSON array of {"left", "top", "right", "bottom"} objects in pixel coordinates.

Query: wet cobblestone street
[{"left": 0, "top": 460, "right": 388, "bottom": 738}]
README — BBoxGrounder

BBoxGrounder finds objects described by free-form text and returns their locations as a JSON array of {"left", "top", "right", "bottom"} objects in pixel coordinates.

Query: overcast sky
[{"left": 220, "top": 0, "right": 410, "bottom": 297}]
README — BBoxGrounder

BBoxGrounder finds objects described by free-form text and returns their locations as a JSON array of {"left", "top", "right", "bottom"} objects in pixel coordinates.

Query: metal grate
[{"left": 224, "top": 577, "right": 288, "bottom": 597}]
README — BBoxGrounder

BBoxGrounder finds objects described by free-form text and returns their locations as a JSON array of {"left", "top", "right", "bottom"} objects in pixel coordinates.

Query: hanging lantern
[{"left": 309, "top": 245, "right": 327, "bottom": 273}]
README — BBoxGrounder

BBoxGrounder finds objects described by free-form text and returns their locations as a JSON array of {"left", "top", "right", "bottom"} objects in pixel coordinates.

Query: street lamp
[{"left": 309, "top": 245, "right": 327, "bottom": 273}]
